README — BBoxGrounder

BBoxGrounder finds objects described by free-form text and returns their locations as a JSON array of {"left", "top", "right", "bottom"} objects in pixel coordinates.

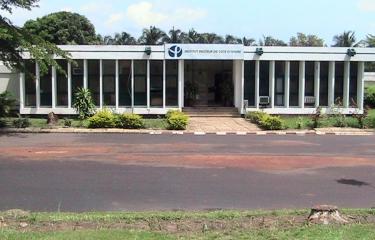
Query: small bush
[
  {"left": 13, "top": 117, "right": 31, "bottom": 128},
  {"left": 165, "top": 110, "right": 181, "bottom": 119},
  {"left": 364, "top": 85, "right": 375, "bottom": 108},
  {"left": 73, "top": 88, "right": 96, "bottom": 120},
  {"left": 246, "top": 111, "right": 268, "bottom": 124},
  {"left": 116, "top": 113, "right": 145, "bottom": 129},
  {"left": 258, "top": 115, "right": 285, "bottom": 130},
  {"left": 63, "top": 118, "right": 72, "bottom": 127},
  {"left": 364, "top": 115, "right": 375, "bottom": 128},
  {"left": 332, "top": 115, "right": 348, "bottom": 128},
  {"left": 166, "top": 110, "right": 189, "bottom": 130},
  {"left": 88, "top": 109, "right": 116, "bottom": 128},
  {"left": 0, "top": 91, "right": 16, "bottom": 118}
]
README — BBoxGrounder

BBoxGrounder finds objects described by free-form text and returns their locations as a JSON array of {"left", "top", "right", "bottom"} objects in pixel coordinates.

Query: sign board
[{"left": 165, "top": 44, "right": 244, "bottom": 60}]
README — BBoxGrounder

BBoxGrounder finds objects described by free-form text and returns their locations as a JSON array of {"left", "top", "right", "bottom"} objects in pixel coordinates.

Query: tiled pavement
[{"left": 187, "top": 117, "right": 260, "bottom": 132}]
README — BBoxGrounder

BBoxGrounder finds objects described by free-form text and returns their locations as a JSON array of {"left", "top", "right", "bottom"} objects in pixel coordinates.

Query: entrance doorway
[{"left": 184, "top": 60, "right": 233, "bottom": 107}]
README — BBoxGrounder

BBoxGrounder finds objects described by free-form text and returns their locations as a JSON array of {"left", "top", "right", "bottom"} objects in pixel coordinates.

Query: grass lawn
[{"left": 1, "top": 209, "right": 375, "bottom": 239}]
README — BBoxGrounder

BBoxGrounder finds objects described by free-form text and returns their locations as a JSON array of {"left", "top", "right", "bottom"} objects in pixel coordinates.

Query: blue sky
[{"left": 3, "top": 0, "right": 375, "bottom": 44}]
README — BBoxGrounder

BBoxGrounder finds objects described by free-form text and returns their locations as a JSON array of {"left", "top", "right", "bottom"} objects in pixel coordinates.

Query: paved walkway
[{"left": 187, "top": 117, "right": 260, "bottom": 132}]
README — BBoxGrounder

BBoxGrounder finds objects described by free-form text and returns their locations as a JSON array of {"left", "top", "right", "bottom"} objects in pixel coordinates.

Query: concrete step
[{"left": 183, "top": 107, "right": 240, "bottom": 117}]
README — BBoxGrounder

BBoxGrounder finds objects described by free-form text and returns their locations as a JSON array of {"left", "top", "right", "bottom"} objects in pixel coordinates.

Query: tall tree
[
  {"left": 138, "top": 26, "right": 167, "bottom": 45},
  {"left": 242, "top": 37, "right": 256, "bottom": 46},
  {"left": 259, "top": 36, "right": 287, "bottom": 46},
  {"left": 101, "top": 32, "right": 136, "bottom": 45},
  {"left": 23, "top": 11, "right": 100, "bottom": 45},
  {"left": 163, "top": 27, "right": 183, "bottom": 43},
  {"left": 0, "top": 0, "right": 69, "bottom": 73},
  {"left": 225, "top": 35, "right": 242, "bottom": 44},
  {"left": 180, "top": 29, "right": 200, "bottom": 43},
  {"left": 332, "top": 31, "right": 357, "bottom": 47},
  {"left": 366, "top": 34, "right": 375, "bottom": 47},
  {"left": 199, "top": 33, "right": 224, "bottom": 44},
  {"left": 289, "top": 33, "right": 324, "bottom": 47}
]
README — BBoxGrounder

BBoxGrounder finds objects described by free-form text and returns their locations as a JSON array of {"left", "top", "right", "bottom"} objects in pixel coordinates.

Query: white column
[
  {"left": 284, "top": 61, "right": 290, "bottom": 108},
  {"left": 269, "top": 61, "right": 275, "bottom": 108},
  {"left": 83, "top": 59, "right": 88, "bottom": 89},
  {"left": 115, "top": 60, "right": 119, "bottom": 111},
  {"left": 52, "top": 66, "right": 56, "bottom": 109},
  {"left": 178, "top": 60, "right": 184, "bottom": 109},
  {"left": 357, "top": 61, "right": 365, "bottom": 110},
  {"left": 240, "top": 60, "right": 245, "bottom": 114},
  {"left": 314, "top": 61, "right": 320, "bottom": 108},
  {"left": 299, "top": 61, "right": 305, "bottom": 108},
  {"left": 255, "top": 60, "right": 260, "bottom": 109},
  {"left": 343, "top": 61, "right": 350, "bottom": 108},
  {"left": 67, "top": 62, "right": 72, "bottom": 108},
  {"left": 131, "top": 60, "right": 134, "bottom": 109},
  {"left": 328, "top": 61, "right": 335, "bottom": 107},
  {"left": 36, "top": 63, "right": 40, "bottom": 108},
  {"left": 99, "top": 59, "right": 103, "bottom": 109},
  {"left": 19, "top": 71, "right": 25, "bottom": 110},
  {"left": 147, "top": 60, "right": 150, "bottom": 108},
  {"left": 162, "top": 60, "right": 166, "bottom": 109}
]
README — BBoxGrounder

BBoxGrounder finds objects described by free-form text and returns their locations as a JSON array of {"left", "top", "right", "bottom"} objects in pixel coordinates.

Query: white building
[{"left": 4, "top": 44, "right": 375, "bottom": 115}]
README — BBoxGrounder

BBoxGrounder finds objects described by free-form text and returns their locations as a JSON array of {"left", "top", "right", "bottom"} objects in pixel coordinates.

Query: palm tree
[
  {"left": 163, "top": 27, "right": 183, "bottom": 43},
  {"left": 332, "top": 31, "right": 357, "bottom": 47},
  {"left": 225, "top": 35, "right": 242, "bottom": 44},
  {"left": 138, "top": 26, "right": 167, "bottom": 45},
  {"left": 181, "top": 29, "right": 201, "bottom": 43},
  {"left": 112, "top": 32, "right": 136, "bottom": 45},
  {"left": 199, "top": 33, "right": 224, "bottom": 44},
  {"left": 366, "top": 34, "right": 375, "bottom": 47},
  {"left": 242, "top": 37, "right": 256, "bottom": 46}
]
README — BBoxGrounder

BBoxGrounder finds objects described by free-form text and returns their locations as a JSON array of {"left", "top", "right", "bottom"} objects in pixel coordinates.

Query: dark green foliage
[
  {"left": 166, "top": 110, "right": 189, "bottom": 130},
  {"left": 364, "top": 85, "right": 375, "bottom": 108},
  {"left": 0, "top": 91, "right": 16, "bottom": 117},
  {"left": 72, "top": 88, "right": 96, "bottom": 120},
  {"left": 289, "top": 33, "right": 325, "bottom": 46},
  {"left": 245, "top": 111, "right": 268, "bottom": 124},
  {"left": 87, "top": 109, "right": 116, "bottom": 128},
  {"left": 63, "top": 118, "right": 72, "bottom": 127},
  {"left": 115, "top": 113, "right": 145, "bottom": 129},
  {"left": 23, "top": 11, "right": 100, "bottom": 45},
  {"left": 258, "top": 115, "right": 285, "bottom": 130},
  {"left": 13, "top": 116, "right": 31, "bottom": 128},
  {"left": 138, "top": 26, "right": 167, "bottom": 45}
]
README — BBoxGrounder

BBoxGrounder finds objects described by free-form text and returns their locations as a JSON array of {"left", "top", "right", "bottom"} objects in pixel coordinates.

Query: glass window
[
  {"left": 166, "top": 60, "right": 178, "bottom": 106},
  {"left": 71, "top": 60, "right": 84, "bottom": 102},
  {"left": 259, "top": 61, "right": 269, "bottom": 97},
  {"left": 319, "top": 62, "right": 329, "bottom": 107},
  {"left": 244, "top": 61, "right": 255, "bottom": 106},
  {"left": 24, "top": 60, "right": 36, "bottom": 107},
  {"left": 56, "top": 60, "right": 68, "bottom": 107},
  {"left": 119, "top": 60, "right": 132, "bottom": 107},
  {"left": 150, "top": 60, "right": 163, "bottom": 107},
  {"left": 274, "top": 61, "right": 285, "bottom": 107},
  {"left": 40, "top": 67, "right": 52, "bottom": 107},
  {"left": 88, "top": 60, "right": 100, "bottom": 106},
  {"left": 349, "top": 62, "right": 358, "bottom": 107},
  {"left": 102, "top": 60, "right": 116, "bottom": 106},
  {"left": 334, "top": 62, "right": 344, "bottom": 106},
  {"left": 134, "top": 60, "right": 147, "bottom": 106},
  {"left": 305, "top": 61, "right": 315, "bottom": 107},
  {"left": 289, "top": 61, "right": 299, "bottom": 107}
]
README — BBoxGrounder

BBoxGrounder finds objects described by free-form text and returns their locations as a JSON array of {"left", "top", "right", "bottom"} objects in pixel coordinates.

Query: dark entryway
[{"left": 184, "top": 60, "right": 233, "bottom": 107}]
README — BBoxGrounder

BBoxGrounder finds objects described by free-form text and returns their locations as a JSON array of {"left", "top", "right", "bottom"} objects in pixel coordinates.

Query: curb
[{"left": 1, "top": 128, "right": 374, "bottom": 136}]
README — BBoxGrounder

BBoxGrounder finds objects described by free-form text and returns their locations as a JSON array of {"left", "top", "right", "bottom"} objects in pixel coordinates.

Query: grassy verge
[{"left": 1, "top": 209, "right": 375, "bottom": 239}]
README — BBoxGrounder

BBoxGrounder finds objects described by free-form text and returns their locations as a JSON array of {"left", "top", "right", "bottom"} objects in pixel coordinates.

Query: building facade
[{"left": 16, "top": 44, "right": 375, "bottom": 115}]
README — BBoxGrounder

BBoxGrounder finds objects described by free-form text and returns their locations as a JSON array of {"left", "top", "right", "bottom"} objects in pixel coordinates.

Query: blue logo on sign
[{"left": 168, "top": 45, "right": 183, "bottom": 58}]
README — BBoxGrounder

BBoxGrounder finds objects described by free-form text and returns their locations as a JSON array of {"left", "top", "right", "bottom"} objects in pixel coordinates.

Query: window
[
  {"left": 166, "top": 60, "right": 178, "bottom": 106},
  {"left": 24, "top": 60, "right": 36, "bottom": 107},
  {"left": 289, "top": 61, "right": 299, "bottom": 107},
  {"left": 88, "top": 60, "right": 100, "bottom": 106},
  {"left": 305, "top": 61, "right": 315, "bottom": 107},
  {"left": 334, "top": 62, "right": 344, "bottom": 106},
  {"left": 71, "top": 60, "right": 84, "bottom": 102},
  {"left": 244, "top": 61, "right": 255, "bottom": 106},
  {"left": 349, "top": 62, "right": 358, "bottom": 107},
  {"left": 56, "top": 60, "right": 68, "bottom": 107},
  {"left": 319, "top": 62, "right": 329, "bottom": 106},
  {"left": 102, "top": 60, "right": 116, "bottom": 106},
  {"left": 134, "top": 60, "right": 147, "bottom": 106},
  {"left": 40, "top": 66, "right": 52, "bottom": 107},
  {"left": 119, "top": 60, "right": 132, "bottom": 106},
  {"left": 150, "top": 60, "right": 163, "bottom": 107},
  {"left": 259, "top": 61, "right": 269, "bottom": 97},
  {"left": 274, "top": 61, "right": 285, "bottom": 107}
]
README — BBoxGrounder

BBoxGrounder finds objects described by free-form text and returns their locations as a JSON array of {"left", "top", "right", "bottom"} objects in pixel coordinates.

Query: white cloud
[
  {"left": 358, "top": 0, "right": 375, "bottom": 12},
  {"left": 106, "top": 13, "right": 126, "bottom": 28}
]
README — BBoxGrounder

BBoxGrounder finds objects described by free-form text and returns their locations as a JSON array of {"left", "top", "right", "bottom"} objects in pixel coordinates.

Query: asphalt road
[{"left": 0, "top": 133, "right": 375, "bottom": 212}]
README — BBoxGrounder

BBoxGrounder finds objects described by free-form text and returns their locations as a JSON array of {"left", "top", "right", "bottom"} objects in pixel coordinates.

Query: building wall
[
  {"left": 364, "top": 72, "right": 375, "bottom": 86},
  {"left": 0, "top": 63, "right": 19, "bottom": 101}
]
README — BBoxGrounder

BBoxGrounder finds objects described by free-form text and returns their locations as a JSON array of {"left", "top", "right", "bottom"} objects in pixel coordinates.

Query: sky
[{"left": 2, "top": 0, "right": 375, "bottom": 45}]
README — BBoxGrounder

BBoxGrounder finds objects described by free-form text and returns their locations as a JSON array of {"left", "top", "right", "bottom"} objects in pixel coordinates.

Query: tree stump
[
  {"left": 308, "top": 205, "right": 349, "bottom": 225},
  {"left": 47, "top": 112, "right": 59, "bottom": 125}
]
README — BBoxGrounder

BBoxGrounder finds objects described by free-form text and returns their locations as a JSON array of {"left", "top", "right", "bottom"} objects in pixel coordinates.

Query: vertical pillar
[
  {"left": 83, "top": 59, "right": 88, "bottom": 89},
  {"left": 52, "top": 66, "right": 56, "bottom": 109},
  {"left": 255, "top": 60, "right": 260, "bottom": 109},
  {"left": 178, "top": 60, "right": 184, "bottom": 109},
  {"left": 147, "top": 60, "right": 150, "bottom": 109},
  {"left": 99, "top": 59, "right": 103, "bottom": 109},
  {"left": 67, "top": 62, "right": 72, "bottom": 108},
  {"left": 357, "top": 61, "right": 365, "bottom": 110},
  {"left": 269, "top": 60, "right": 275, "bottom": 108},
  {"left": 35, "top": 62, "right": 40, "bottom": 108},
  {"left": 343, "top": 61, "right": 350, "bottom": 108},
  {"left": 115, "top": 60, "right": 119, "bottom": 110},
  {"left": 131, "top": 60, "right": 134, "bottom": 109},
  {"left": 240, "top": 60, "right": 245, "bottom": 114},
  {"left": 284, "top": 61, "right": 290, "bottom": 108},
  {"left": 299, "top": 61, "right": 305, "bottom": 108},
  {"left": 328, "top": 61, "right": 335, "bottom": 107},
  {"left": 162, "top": 60, "right": 166, "bottom": 109},
  {"left": 19, "top": 70, "right": 25, "bottom": 110},
  {"left": 314, "top": 61, "right": 320, "bottom": 108}
]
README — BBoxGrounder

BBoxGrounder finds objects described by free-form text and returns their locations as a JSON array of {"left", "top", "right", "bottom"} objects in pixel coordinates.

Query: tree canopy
[
  {"left": 138, "top": 26, "right": 167, "bottom": 45},
  {"left": 259, "top": 36, "right": 287, "bottom": 46},
  {"left": 23, "top": 11, "right": 99, "bottom": 45},
  {"left": 289, "top": 33, "right": 325, "bottom": 47},
  {"left": 332, "top": 31, "right": 358, "bottom": 47}
]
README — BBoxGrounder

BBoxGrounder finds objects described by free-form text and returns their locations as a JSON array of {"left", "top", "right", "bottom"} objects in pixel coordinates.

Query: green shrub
[
  {"left": 245, "top": 111, "right": 268, "bottom": 124},
  {"left": 364, "top": 85, "right": 375, "bottom": 108},
  {"left": 364, "top": 115, "right": 375, "bottom": 128},
  {"left": 73, "top": 88, "right": 96, "bottom": 119},
  {"left": 88, "top": 109, "right": 116, "bottom": 128},
  {"left": 0, "top": 119, "right": 7, "bottom": 128},
  {"left": 166, "top": 110, "right": 189, "bottom": 130},
  {"left": 165, "top": 110, "right": 181, "bottom": 119},
  {"left": 116, "top": 113, "right": 145, "bottom": 129},
  {"left": 63, "top": 118, "right": 72, "bottom": 127},
  {"left": 0, "top": 91, "right": 16, "bottom": 117},
  {"left": 13, "top": 117, "right": 31, "bottom": 128},
  {"left": 332, "top": 115, "right": 348, "bottom": 128},
  {"left": 258, "top": 115, "right": 285, "bottom": 130}
]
